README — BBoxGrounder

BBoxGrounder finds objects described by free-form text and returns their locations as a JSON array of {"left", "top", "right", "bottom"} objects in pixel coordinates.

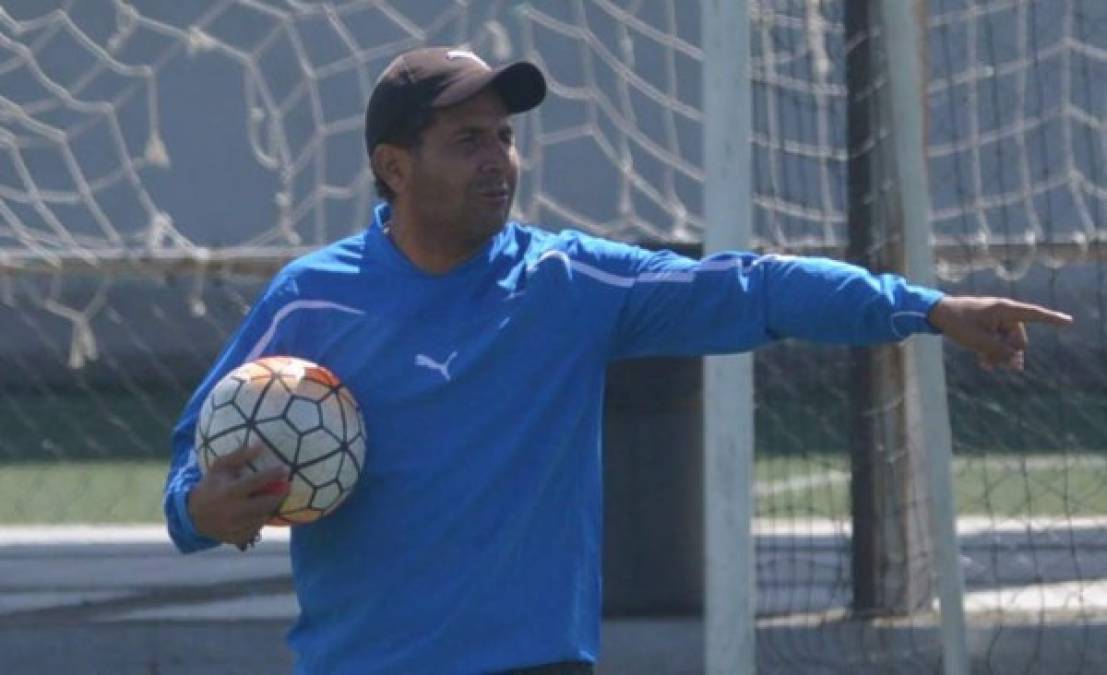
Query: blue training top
[{"left": 164, "top": 203, "right": 942, "bottom": 674}]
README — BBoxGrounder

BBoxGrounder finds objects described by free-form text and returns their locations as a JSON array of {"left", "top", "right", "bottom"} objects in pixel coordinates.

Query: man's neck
[{"left": 385, "top": 211, "right": 491, "bottom": 275}]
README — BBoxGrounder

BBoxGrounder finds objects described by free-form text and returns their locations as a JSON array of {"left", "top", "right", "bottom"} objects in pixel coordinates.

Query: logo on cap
[{"left": 446, "top": 49, "right": 489, "bottom": 69}]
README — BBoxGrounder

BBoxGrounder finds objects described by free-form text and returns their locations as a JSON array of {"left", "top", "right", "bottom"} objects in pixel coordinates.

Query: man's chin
[
  {"left": 473, "top": 205, "right": 512, "bottom": 235},
  {"left": 473, "top": 220, "right": 507, "bottom": 244}
]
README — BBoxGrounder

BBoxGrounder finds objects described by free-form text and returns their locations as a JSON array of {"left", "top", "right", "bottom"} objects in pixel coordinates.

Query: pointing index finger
[{"left": 1000, "top": 301, "right": 1073, "bottom": 326}]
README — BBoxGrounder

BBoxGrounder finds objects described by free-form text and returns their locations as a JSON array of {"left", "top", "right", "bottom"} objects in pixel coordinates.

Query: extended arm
[
  {"left": 608, "top": 248, "right": 944, "bottom": 359},
  {"left": 569, "top": 236, "right": 1072, "bottom": 362}
]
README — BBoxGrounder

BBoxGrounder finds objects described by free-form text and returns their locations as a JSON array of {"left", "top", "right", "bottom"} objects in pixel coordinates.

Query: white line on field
[
  {"left": 960, "top": 580, "right": 1107, "bottom": 614},
  {"left": 1, "top": 518, "right": 1103, "bottom": 546},
  {"left": 752, "top": 516, "right": 1107, "bottom": 536},
  {"left": 756, "top": 470, "right": 849, "bottom": 497},
  {"left": 0, "top": 525, "right": 290, "bottom": 546},
  {"left": 754, "top": 454, "right": 1107, "bottom": 498}
]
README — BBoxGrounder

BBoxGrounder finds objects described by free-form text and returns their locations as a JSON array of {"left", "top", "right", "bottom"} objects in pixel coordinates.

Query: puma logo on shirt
[{"left": 415, "top": 351, "right": 459, "bottom": 381}]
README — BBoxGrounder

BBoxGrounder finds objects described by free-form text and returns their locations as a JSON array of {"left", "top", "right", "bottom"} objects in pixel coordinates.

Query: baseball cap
[{"left": 364, "top": 47, "right": 547, "bottom": 155}]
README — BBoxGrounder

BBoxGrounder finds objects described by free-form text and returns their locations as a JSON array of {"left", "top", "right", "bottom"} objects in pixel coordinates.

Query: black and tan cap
[{"left": 365, "top": 47, "right": 546, "bottom": 155}]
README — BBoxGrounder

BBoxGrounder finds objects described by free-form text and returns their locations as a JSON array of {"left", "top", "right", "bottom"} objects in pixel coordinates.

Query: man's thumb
[{"left": 208, "top": 442, "right": 264, "bottom": 473}]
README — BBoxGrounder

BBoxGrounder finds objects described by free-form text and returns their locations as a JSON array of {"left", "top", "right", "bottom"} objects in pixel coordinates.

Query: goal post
[
  {"left": 708, "top": 1, "right": 970, "bottom": 671},
  {"left": 702, "top": 2, "right": 754, "bottom": 675},
  {"left": 878, "top": 0, "right": 969, "bottom": 672}
]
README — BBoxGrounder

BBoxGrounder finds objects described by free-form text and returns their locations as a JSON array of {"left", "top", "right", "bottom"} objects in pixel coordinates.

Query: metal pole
[
  {"left": 878, "top": 0, "right": 970, "bottom": 672},
  {"left": 703, "top": 0, "right": 754, "bottom": 673}
]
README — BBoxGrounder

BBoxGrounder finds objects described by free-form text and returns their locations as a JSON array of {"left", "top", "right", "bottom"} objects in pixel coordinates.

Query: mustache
[{"left": 475, "top": 181, "right": 513, "bottom": 194}]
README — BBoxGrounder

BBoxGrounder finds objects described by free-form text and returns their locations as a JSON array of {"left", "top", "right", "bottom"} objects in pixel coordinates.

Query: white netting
[
  {"left": 1, "top": 0, "right": 1105, "bottom": 672},
  {"left": 751, "top": 1, "right": 1106, "bottom": 673},
  {"left": 0, "top": 0, "right": 707, "bottom": 271}
]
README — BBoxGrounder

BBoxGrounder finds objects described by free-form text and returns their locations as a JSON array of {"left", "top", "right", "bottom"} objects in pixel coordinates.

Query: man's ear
[{"left": 372, "top": 144, "right": 410, "bottom": 196}]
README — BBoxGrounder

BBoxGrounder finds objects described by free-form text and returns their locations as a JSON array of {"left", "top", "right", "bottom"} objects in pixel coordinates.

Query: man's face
[{"left": 402, "top": 88, "right": 519, "bottom": 245}]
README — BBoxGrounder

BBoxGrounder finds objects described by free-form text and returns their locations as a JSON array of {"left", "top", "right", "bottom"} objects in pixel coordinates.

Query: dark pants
[{"left": 503, "top": 662, "right": 595, "bottom": 675}]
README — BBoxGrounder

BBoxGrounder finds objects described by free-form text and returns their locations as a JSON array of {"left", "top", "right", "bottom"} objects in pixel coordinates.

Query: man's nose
[{"left": 479, "top": 138, "right": 511, "bottom": 174}]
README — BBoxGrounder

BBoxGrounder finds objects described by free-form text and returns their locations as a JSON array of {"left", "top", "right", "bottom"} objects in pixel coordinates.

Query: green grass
[
  {"left": 1, "top": 453, "right": 1104, "bottom": 524},
  {"left": 754, "top": 453, "right": 1107, "bottom": 520},
  {"left": 0, "top": 460, "right": 167, "bottom": 524},
  {"left": 952, "top": 454, "right": 1107, "bottom": 518},
  {"left": 2, "top": 382, "right": 1104, "bottom": 524}
]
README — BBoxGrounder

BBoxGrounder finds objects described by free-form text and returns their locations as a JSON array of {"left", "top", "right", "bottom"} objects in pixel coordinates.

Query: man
[{"left": 164, "top": 47, "right": 1072, "bottom": 674}]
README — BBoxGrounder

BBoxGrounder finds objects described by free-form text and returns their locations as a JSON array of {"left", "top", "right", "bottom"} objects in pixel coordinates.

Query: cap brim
[{"left": 432, "top": 61, "right": 546, "bottom": 114}]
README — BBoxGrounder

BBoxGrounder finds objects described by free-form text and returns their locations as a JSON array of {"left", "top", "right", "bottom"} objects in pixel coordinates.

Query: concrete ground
[
  {"left": 0, "top": 528, "right": 704, "bottom": 675},
  {"left": 2, "top": 527, "right": 1105, "bottom": 674}
]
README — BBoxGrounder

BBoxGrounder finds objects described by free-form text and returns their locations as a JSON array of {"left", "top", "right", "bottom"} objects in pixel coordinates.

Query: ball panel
[
  {"left": 336, "top": 450, "right": 359, "bottom": 491},
  {"left": 282, "top": 473, "right": 315, "bottom": 512},
  {"left": 206, "top": 399, "right": 248, "bottom": 432},
  {"left": 298, "top": 453, "right": 345, "bottom": 488},
  {"left": 319, "top": 392, "right": 344, "bottom": 440},
  {"left": 296, "top": 428, "right": 342, "bottom": 465},
  {"left": 198, "top": 395, "right": 216, "bottom": 438},
  {"left": 265, "top": 355, "right": 306, "bottom": 377},
  {"left": 303, "top": 364, "right": 340, "bottom": 388},
  {"left": 253, "top": 418, "right": 299, "bottom": 463},
  {"left": 232, "top": 377, "right": 267, "bottom": 419},
  {"left": 294, "top": 378, "right": 333, "bottom": 403},
  {"left": 337, "top": 389, "right": 363, "bottom": 444},
  {"left": 347, "top": 434, "right": 366, "bottom": 468},
  {"left": 210, "top": 376, "right": 241, "bottom": 408},
  {"left": 203, "top": 426, "right": 250, "bottom": 463},
  {"left": 303, "top": 367, "right": 340, "bottom": 389},
  {"left": 253, "top": 379, "right": 292, "bottom": 422},
  {"left": 311, "top": 483, "right": 342, "bottom": 511},
  {"left": 238, "top": 360, "right": 279, "bottom": 381},
  {"left": 285, "top": 397, "right": 322, "bottom": 433}
]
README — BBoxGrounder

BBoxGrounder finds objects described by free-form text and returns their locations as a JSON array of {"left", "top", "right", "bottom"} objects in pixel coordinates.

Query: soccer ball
[{"left": 195, "top": 356, "right": 366, "bottom": 525}]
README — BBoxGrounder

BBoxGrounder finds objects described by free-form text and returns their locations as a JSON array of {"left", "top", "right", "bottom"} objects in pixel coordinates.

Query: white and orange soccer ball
[{"left": 195, "top": 356, "right": 366, "bottom": 525}]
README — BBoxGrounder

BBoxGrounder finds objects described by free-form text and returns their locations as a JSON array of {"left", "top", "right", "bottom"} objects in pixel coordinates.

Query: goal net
[
  {"left": 751, "top": 0, "right": 1106, "bottom": 673},
  {"left": 1, "top": 0, "right": 1104, "bottom": 671}
]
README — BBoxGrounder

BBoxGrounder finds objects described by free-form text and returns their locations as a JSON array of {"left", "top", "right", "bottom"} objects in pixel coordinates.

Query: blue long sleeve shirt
[{"left": 164, "top": 203, "right": 942, "bottom": 674}]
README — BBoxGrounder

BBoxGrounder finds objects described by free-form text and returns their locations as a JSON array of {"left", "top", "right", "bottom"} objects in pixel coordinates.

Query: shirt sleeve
[
  {"left": 596, "top": 242, "right": 943, "bottom": 360},
  {"left": 163, "top": 273, "right": 300, "bottom": 553}
]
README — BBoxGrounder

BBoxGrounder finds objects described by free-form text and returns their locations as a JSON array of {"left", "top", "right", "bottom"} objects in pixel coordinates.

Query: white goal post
[
  {"left": 878, "top": 0, "right": 969, "bottom": 672},
  {"left": 703, "top": 2, "right": 754, "bottom": 674},
  {"left": 705, "top": 1, "right": 969, "bottom": 672}
]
